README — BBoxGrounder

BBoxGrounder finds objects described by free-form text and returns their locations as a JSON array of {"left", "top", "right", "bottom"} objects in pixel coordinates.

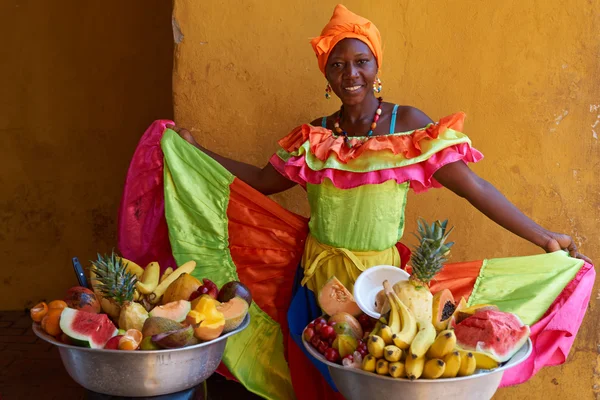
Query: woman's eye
[
  {"left": 332, "top": 62, "right": 343, "bottom": 68},
  {"left": 358, "top": 59, "right": 369, "bottom": 65}
]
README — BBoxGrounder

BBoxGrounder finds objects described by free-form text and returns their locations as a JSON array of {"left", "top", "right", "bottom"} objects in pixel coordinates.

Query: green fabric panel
[
  {"left": 161, "top": 129, "right": 295, "bottom": 400},
  {"left": 306, "top": 180, "right": 409, "bottom": 251},
  {"left": 467, "top": 251, "right": 584, "bottom": 325},
  {"left": 278, "top": 128, "right": 471, "bottom": 172}
]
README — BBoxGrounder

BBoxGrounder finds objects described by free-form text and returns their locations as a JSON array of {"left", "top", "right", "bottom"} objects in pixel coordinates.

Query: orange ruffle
[{"left": 277, "top": 112, "right": 466, "bottom": 164}]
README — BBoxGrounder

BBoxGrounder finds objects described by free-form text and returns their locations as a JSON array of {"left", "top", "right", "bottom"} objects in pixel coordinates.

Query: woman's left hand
[{"left": 543, "top": 232, "right": 592, "bottom": 263}]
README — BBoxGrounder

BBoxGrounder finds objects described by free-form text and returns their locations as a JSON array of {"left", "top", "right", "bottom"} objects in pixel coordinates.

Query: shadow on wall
[{"left": 0, "top": 1, "right": 174, "bottom": 310}]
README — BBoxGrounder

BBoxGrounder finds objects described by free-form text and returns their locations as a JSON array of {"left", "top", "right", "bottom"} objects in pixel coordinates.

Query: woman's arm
[
  {"left": 167, "top": 124, "right": 297, "bottom": 195},
  {"left": 433, "top": 161, "right": 591, "bottom": 263}
]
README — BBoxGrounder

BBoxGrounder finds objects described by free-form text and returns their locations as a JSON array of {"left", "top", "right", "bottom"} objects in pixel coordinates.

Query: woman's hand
[
  {"left": 542, "top": 232, "right": 592, "bottom": 263},
  {"left": 166, "top": 124, "right": 197, "bottom": 147}
]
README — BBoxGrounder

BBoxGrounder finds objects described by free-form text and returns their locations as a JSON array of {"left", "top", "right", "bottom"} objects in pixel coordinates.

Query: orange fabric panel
[
  {"left": 227, "top": 178, "right": 309, "bottom": 331},
  {"left": 427, "top": 259, "right": 484, "bottom": 302}
]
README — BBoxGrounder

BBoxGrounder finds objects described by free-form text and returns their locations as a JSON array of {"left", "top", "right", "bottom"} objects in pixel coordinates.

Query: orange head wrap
[{"left": 310, "top": 4, "right": 383, "bottom": 76}]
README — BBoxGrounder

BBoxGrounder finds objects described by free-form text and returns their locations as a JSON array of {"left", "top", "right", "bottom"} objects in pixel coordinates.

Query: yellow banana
[
  {"left": 389, "top": 290, "right": 417, "bottom": 349},
  {"left": 136, "top": 262, "right": 160, "bottom": 295},
  {"left": 133, "top": 289, "right": 141, "bottom": 301},
  {"left": 362, "top": 354, "right": 377, "bottom": 372},
  {"left": 376, "top": 359, "right": 390, "bottom": 375},
  {"left": 383, "top": 345, "right": 403, "bottom": 362},
  {"left": 405, "top": 353, "right": 425, "bottom": 380},
  {"left": 148, "top": 260, "right": 196, "bottom": 304},
  {"left": 382, "top": 280, "right": 401, "bottom": 334},
  {"left": 457, "top": 350, "right": 476, "bottom": 376},
  {"left": 441, "top": 351, "right": 462, "bottom": 378},
  {"left": 159, "top": 267, "right": 174, "bottom": 284},
  {"left": 367, "top": 335, "right": 385, "bottom": 358},
  {"left": 471, "top": 351, "right": 499, "bottom": 370},
  {"left": 409, "top": 320, "right": 436, "bottom": 358},
  {"left": 426, "top": 329, "right": 457, "bottom": 359},
  {"left": 118, "top": 257, "right": 144, "bottom": 278},
  {"left": 389, "top": 361, "right": 406, "bottom": 378},
  {"left": 380, "top": 325, "right": 394, "bottom": 345},
  {"left": 422, "top": 359, "right": 446, "bottom": 379}
]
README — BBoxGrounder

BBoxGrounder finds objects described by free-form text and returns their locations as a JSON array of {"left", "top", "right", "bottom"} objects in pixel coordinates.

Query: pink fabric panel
[
  {"left": 270, "top": 143, "right": 483, "bottom": 193},
  {"left": 117, "top": 120, "right": 177, "bottom": 272},
  {"left": 500, "top": 262, "right": 596, "bottom": 387}
]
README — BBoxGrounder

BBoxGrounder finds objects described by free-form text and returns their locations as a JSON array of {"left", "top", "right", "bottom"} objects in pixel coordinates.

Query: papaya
[
  {"left": 431, "top": 289, "right": 456, "bottom": 331},
  {"left": 318, "top": 276, "right": 362, "bottom": 317}
]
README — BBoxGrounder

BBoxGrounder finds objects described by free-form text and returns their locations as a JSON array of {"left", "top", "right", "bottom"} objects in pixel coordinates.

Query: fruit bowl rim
[
  {"left": 302, "top": 336, "right": 532, "bottom": 383},
  {"left": 32, "top": 313, "right": 250, "bottom": 354}
]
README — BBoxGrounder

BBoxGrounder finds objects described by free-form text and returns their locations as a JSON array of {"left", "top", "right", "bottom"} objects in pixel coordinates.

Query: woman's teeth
[{"left": 345, "top": 85, "right": 362, "bottom": 92}]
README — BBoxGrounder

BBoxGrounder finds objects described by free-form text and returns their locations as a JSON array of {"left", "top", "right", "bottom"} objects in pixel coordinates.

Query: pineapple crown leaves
[
  {"left": 89, "top": 250, "right": 137, "bottom": 306},
  {"left": 409, "top": 218, "right": 455, "bottom": 285}
]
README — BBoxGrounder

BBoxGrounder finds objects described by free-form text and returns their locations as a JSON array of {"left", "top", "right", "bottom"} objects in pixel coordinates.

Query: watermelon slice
[
  {"left": 60, "top": 307, "right": 118, "bottom": 349},
  {"left": 453, "top": 309, "right": 530, "bottom": 362}
]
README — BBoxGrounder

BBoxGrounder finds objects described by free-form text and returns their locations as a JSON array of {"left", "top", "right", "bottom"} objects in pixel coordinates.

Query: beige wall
[
  {"left": 173, "top": 1, "right": 599, "bottom": 398},
  {"left": 0, "top": 2, "right": 173, "bottom": 309}
]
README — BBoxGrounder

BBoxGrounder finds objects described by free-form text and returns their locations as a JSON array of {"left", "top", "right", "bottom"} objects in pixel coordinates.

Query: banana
[
  {"left": 389, "top": 361, "right": 406, "bottom": 378},
  {"left": 426, "top": 329, "right": 457, "bottom": 359},
  {"left": 382, "top": 280, "right": 401, "bottom": 334},
  {"left": 362, "top": 354, "right": 377, "bottom": 372},
  {"left": 367, "top": 335, "right": 385, "bottom": 358},
  {"left": 471, "top": 351, "right": 499, "bottom": 370},
  {"left": 376, "top": 359, "right": 390, "bottom": 375},
  {"left": 441, "top": 351, "right": 461, "bottom": 378},
  {"left": 457, "top": 350, "right": 476, "bottom": 376},
  {"left": 405, "top": 353, "right": 425, "bottom": 381},
  {"left": 380, "top": 325, "right": 394, "bottom": 345},
  {"left": 159, "top": 267, "right": 174, "bottom": 284},
  {"left": 133, "top": 289, "right": 141, "bottom": 301},
  {"left": 368, "top": 316, "right": 387, "bottom": 338},
  {"left": 147, "top": 260, "right": 196, "bottom": 304},
  {"left": 388, "top": 290, "right": 418, "bottom": 349},
  {"left": 422, "top": 359, "right": 446, "bottom": 379},
  {"left": 409, "top": 320, "right": 436, "bottom": 358},
  {"left": 118, "top": 257, "right": 144, "bottom": 278},
  {"left": 136, "top": 262, "right": 160, "bottom": 295},
  {"left": 383, "top": 345, "right": 403, "bottom": 362}
]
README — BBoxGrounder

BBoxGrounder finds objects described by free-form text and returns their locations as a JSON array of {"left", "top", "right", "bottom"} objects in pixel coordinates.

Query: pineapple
[
  {"left": 393, "top": 218, "right": 454, "bottom": 323},
  {"left": 89, "top": 251, "right": 138, "bottom": 320}
]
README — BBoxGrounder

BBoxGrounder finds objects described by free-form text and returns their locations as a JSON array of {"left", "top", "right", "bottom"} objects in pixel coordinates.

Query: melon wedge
[{"left": 60, "top": 307, "right": 118, "bottom": 349}]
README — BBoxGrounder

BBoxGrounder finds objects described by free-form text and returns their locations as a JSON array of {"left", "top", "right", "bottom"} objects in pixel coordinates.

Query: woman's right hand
[{"left": 166, "top": 124, "right": 197, "bottom": 147}]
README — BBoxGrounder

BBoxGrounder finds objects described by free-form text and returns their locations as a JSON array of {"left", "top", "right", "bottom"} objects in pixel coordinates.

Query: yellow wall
[
  {"left": 0, "top": 2, "right": 173, "bottom": 309},
  {"left": 173, "top": 1, "right": 599, "bottom": 399}
]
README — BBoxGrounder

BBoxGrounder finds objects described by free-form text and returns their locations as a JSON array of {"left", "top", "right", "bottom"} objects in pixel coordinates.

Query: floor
[{"left": 0, "top": 311, "right": 262, "bottom": 400}]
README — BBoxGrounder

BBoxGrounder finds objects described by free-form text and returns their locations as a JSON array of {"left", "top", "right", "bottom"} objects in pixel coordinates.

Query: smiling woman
[{"left": 118, "top": 3, "right": 595, "bottom": 400}]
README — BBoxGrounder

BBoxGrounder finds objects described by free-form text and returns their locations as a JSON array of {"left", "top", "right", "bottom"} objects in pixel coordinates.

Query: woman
[{"left": 119, "top": 5, "right": 593, "bottom": 400}]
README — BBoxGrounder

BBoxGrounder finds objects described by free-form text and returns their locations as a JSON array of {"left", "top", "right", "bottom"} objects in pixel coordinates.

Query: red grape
[
  {"left": 303, "top": 328, "right": 315, "bottom": 342},
  {"left": 315, "top": 323, "right": 325, "bottom": 334},
  {"left": 318, "top": 341, "right": 329, "bottom": 355},
  {"left": 324, "top": 348, "right": 340, "bottom": 363},
  {"left": 320, "top": 325, "right": 335, "bottom": 340},
  {"left": 315, "top": 317, "right": 327, "bottom": 326},
  {"left": 327, "top": 337, "right": 335, "bottom": 346},
  {"left": 342, "top": 354, "right": 354, "bottom": 363},
  {"left": 357, "top": 348, "right": 368, "bottom": 358},
  {"left": 310, "top": 335, "right": 321, "bottom": 348},
  {"left": 307, "top": 322, "right": 315, "bottom": 330}
]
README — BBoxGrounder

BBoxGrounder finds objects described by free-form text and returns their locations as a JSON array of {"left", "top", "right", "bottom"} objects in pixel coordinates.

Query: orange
[
  {"left": 30, "top": 302, "right": 48, "bottom": 322},
  {"left": 48, "top": 300, "right": 68, "bottom": 310},
  {"left": 41, "top": 308, "right": 63, "bottom": 337}
]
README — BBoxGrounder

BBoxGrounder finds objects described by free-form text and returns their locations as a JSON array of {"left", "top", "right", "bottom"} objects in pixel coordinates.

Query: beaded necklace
[{"left": 334, "top": 97, "right": 383, "bottom": 147}]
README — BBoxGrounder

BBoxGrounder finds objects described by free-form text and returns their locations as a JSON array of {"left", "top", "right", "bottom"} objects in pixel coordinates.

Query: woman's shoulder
[{"left": 389, "top": 104, "right": 434, "bottom": 133}]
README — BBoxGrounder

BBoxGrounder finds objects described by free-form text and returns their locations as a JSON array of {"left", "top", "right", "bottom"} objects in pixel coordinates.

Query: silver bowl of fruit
[
  {"left": 31, "top": 252, "right": 253, "bottom": 397},
  {"left": 34, "top": 314, "right": 249, "bottom": 397},
  {"left": 303, "top": 334, "right": 531, "bottom": 400}
]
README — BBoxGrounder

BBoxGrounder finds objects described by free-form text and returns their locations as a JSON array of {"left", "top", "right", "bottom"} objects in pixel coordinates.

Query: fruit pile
[
  {"left": 30, "top": 251, "right": 251, "bottom": 351},
  {"left": 303, "top": 219, "right": 531, "bottom": 381}
]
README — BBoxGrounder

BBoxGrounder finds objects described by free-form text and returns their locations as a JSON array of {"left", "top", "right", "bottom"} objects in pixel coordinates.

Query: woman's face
[{"left": 325, "top": 38, "right": 378, "bottom": 106}]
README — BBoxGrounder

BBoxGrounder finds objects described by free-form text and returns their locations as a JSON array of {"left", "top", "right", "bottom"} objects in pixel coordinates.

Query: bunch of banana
[
  {"left": 360, "top": 280, "right": 498, "bottom": 380},
  {"left": 135, "top": 261, "right": 196, "bottom": 309}
]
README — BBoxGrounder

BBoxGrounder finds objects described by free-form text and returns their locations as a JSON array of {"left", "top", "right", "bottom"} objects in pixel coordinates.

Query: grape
[
  {"left": 315, "top": 323, "right": 325, "bottom": 334},
  {"left": 318, "top": 341, "right": 329, "bottom": 355},
  {"left": 307, "top": 322, "right": 315, "bottom": 330},
  {"left": 320, "top": 325, "right": 335, "bottom": 340},
  {"left": 315, "top": 317, "right": 327, "bottom": 326},
  {"left": 324, "top": 348, "right": 340, "bottom": 363},
  {"left": 303, "top": 328, "right": 315, "bottom": 342},
  {"left": 310, "top": 335, "right": 321, "bottom": 348}
]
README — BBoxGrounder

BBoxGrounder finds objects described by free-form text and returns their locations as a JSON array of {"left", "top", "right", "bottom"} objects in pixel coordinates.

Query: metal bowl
[
  {"left": 303, "top": 337, "right": 532, "bottom": 400},
  {"left": 33, "top": 315, "right": 250, "bottom": 397}
]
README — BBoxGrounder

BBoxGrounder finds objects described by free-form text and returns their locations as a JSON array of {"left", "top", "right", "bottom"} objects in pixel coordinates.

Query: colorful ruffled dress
[{"left": 117, "top": 110, "right": 595, "bottom": 400}]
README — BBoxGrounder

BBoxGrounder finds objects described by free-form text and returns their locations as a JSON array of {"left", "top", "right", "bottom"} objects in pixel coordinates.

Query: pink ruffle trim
[{"left": 270, "top": 143, "right": 483, "bottom": 193}]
